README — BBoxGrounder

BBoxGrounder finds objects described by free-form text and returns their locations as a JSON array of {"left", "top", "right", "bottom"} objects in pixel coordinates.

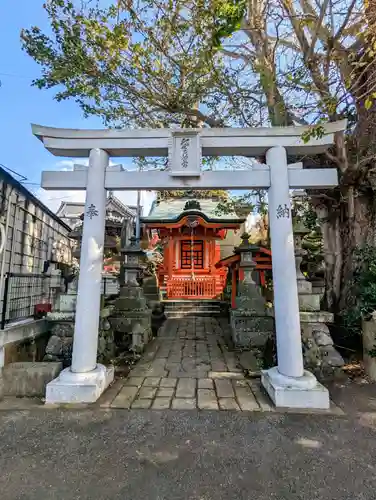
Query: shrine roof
[{"left": 141, "top": 198, "right": 245, "bottom": 224}]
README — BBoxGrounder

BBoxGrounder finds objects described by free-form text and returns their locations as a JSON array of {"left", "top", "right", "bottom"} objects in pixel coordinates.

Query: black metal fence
[
  {"left": 1, "top": 273, "right": 121, "bottom": 329},
  {"left": 1, "top": 273, "right": 57, "bottom": 329}
]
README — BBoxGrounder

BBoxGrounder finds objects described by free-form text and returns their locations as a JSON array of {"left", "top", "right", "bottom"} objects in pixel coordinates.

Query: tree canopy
[{"left": 21, "top": 0, "right": 376, "bottom": 313}]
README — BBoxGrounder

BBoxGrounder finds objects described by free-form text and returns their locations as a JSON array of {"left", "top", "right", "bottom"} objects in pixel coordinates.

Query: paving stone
[
  {"left": 138, "top": 386, "right": 158, "bottom": 399},
  {"left": 143, "top": 369, "right": 168, "bottom": 377},
  {"left": 197, "top": 389, "right": 219, "bottom": 410},
  {"left": 215, "top": 379, "right": 235, "bottom": 398},
  {"left": 98, "top": 379, "right": 124, "bottom": 408},
  {"left": 170, "top": 371, "right": 208, "bottom": 379},
  {"left": 166, "top": 362, "right": 181, "bottom": 371},
  {"left": 219, "top": 398, "right": 240, "bottom": 410},
  {"left": 111, "top": 386, "right": 138, "bottom": 409},
  {"left": 248, "top": 381, "right": 275, "bottom": 411},
  {"left": 198, "top": 378, "right": 214, "bottom": 389},
  {"left": 176, "top": 378, "right": 196, "bottom": 398},
  {"left": 125, "top": 377, "right": 145, "bottom": 387},
  {"left": 157, "top": 387, "right": 175, "bottom": 398},
  {"left": 171, "top": 398, "right": 196, "bottom": 410},
  {"left": 160, "top": 377, "right": 177, "bottom": 388},
  {"left": 131, "top": 398, "right": 152, "bottom": 409},
  {"left": 152, "top": 398, "right": 171, "bottom": 409},
  {"left": 233, "top": 386, "right": 260, "bottom": 411},
  {"left": 209, "top": 371, "right": 244, "bottom": 380},
  {"left": 143, "top": 377, "right": 161, "bottom": 387},
  {"left": 233, "top": 379, "right": 249, "bottom": 388}
]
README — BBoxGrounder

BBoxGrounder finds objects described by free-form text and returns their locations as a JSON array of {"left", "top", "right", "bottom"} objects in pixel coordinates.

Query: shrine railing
[{"left": 167, "top": 276, "right": 217, "bottom": 299}]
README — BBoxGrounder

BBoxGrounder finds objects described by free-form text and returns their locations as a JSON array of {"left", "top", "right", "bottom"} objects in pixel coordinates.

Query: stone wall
[
  {"left": 44, "top": 308, "right": 115, "bottom": 367},
  {"left": 301, "top": 320, "right": 345, "bottom": 379}
]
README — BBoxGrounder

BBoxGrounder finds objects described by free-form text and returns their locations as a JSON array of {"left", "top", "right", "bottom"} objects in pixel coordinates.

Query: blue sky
[{"left": 0, "top": 1, "right": 155, "bottom": 213}]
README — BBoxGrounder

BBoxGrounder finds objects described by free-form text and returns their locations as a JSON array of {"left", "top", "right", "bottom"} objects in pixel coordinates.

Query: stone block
[
  {"left": 298, "top": 293, "right": 321, "bottom": 312},
  {"left": 3, "top": 362, "right": 63, "bottom": 397},
  {"left": 198, "top": 378, "right": 213, "bottom": 389},
  {"left": 197, "top": 389, "right": 218, "bottom": 410},
  {"left": 111, "top": 385, "right": 139, "bottom": 408},
  {"left": 114, "top": 296, "right": 147, "bottom": 311},
  {"left": 138, "top": 386, "right": 157, "bottom": 399},
  {"left": 230, "top": 310, "right": 274, "bottom": 348},
  {"left": 219, "top": 398, "right": 240, "bottom": 410},
  {"left": 160, "top": 377, "right": 177, "bottom": 388},
  {"left": 300, "top": 311, "right": 334, "bottom": 324},
  {"left": 125, "top": 377, "right": 145, "bottom": 387},
  {"left": 214, "top": 379, "right": 235, "bottom": 398},
  {"left": 45, "top": 335, "right": 63, "bottom": 356},
  {"left": 58, "top": 294, "right": 77, "bottom": 313},
  {"left": 313, "top": 330, "right": 333, "bottom": 347},
  {"left": 171, "top": 398, "right": 196, "bottom": 410},
  {"left": 131, "top": 398, "right": 152, "bottom": 409},
  {"left": 152, "top": 398, "right": 171, "bottom": 409},
  {"left": 176, "top": 378, "right": 196, "bottom": 398},
  {"left": 209, "top": 371, "right": 244, "bottom": 379},
  {"left": 319, "top": 345, "right": 345, "bottom": 367},
  {"left": 50, "top": 321, "right": 74, "bottom": 338},
  {"left": 143, "top": 377, "right": 161, "bottom": 387},
  {"left": 157, "top": 387, "right": 174, "bottom": 398}
]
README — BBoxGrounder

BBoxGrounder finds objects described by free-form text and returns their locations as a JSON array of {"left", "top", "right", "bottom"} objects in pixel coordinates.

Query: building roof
[
  {"left": 56, "top": 194, "right": 138, "bottom": 220},
  {"left": 142, "top": 198, "right": 244, "bottom": 224},
  {"left": 0, "top": 165, "right": 71, "bottom": 231}
]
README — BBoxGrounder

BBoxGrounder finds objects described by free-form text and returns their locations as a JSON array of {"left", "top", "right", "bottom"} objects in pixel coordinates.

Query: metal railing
[{"left": 1, "top": 273, "right": 58, "bottom": 329}]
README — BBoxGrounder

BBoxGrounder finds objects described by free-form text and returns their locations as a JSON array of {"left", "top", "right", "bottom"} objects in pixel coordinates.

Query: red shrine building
[{"left": 142, "top": 195, "right": 246, "bottom": 300}]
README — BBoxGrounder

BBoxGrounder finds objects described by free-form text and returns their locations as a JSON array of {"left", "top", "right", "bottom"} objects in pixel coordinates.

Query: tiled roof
[{"left": 142, "top": 198, "right": 241, "bottom": 221}]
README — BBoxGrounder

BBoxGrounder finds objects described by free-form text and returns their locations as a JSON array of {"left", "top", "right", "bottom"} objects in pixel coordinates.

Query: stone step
[
  {"left": 164, "top": 304, "right": 221, "bottom": 311},
  {"left": 163, "top": 301, "right": 221, "bottom": 307},
  {"left": 2, "top": 362, "right": 62, "bottom": 397},
  {"left": 165, "top": 310, "right": 222, "bottom": 318}
]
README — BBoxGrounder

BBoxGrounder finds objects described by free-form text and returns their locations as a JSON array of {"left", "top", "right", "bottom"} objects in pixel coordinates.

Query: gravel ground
[{"left": 0, "top": 409, "right": 376, "bottom": 500}]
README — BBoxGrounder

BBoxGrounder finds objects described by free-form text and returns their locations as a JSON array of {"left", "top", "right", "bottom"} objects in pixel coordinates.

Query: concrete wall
[{"left": 0, "top": 319, "right": 50, "bottom": 368}]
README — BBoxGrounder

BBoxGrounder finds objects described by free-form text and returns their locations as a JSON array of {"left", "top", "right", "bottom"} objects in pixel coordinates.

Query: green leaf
[{"left": 365, "top": 98, "right": 373, "bottom": 110}]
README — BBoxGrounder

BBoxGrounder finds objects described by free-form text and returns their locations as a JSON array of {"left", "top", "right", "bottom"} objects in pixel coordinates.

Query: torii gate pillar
[{"left": 262, "top": 146, "right": 329, "bottom": 408}]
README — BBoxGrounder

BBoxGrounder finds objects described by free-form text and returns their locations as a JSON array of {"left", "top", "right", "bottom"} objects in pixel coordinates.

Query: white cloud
[{"left": 36, "top": 159, "right": 155, "bottom": 215}]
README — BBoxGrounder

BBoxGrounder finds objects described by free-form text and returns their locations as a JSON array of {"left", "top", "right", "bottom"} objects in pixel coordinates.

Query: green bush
[{"left": 343, "top": 245, "right": 376, "bottom": 332}]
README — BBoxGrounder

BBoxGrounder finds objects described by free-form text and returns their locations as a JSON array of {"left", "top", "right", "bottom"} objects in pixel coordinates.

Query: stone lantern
[
  {"left": 230, "top": 234, "right": 274, "bottom": 348},
  {"left": 110, "top": 237, "right": 152, "bottom": 353}
]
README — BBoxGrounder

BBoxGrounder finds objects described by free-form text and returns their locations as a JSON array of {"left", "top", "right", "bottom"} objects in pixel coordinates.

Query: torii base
[
  {"left": 261, "top": 366, "right": 330, "bottom": 409},
  {"left": 45, "top": 364, "right": 114, "bottom": 404}
]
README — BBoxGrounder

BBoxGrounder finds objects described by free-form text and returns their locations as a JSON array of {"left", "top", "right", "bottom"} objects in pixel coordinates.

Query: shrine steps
[{"left": 162, "top": 300, "right": 223, "bottom": 318}]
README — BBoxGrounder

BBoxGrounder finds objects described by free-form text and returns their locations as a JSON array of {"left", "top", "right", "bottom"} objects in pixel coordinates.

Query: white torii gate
[{"left": 34, "top": 121, "right": 346, "bottom": 408}]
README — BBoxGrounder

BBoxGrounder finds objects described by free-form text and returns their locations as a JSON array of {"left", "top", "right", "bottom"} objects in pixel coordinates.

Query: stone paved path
[{"left": 104, "top": 317, "right": 341, "bottom": 413}]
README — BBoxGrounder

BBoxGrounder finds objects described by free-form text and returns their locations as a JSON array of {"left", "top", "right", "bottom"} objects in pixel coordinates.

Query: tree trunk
[{"left": 318, "top": 191, "right": 376, "bottom": 314}]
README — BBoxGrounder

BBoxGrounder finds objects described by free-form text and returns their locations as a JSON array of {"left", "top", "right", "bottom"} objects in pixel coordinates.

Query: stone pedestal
[
  {"left": 46, "top": 364, "right": 114, "bottom": 404},
  {"left": 261, "top": 366, "right": 330, "bottom": 409}
]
